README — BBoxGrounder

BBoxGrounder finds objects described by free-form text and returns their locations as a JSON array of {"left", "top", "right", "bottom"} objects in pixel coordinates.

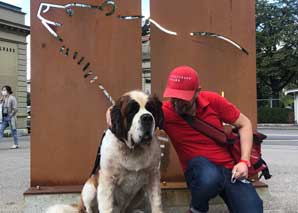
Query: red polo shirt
[{"left": 162, "top": 91, "right": 240, "bottom": 171}]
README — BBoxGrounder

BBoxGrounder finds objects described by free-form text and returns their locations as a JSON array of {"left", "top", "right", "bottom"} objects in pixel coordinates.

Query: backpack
[
  {"left": 181, "top": 114, "right": 272, "bottom": 180},
  {"left": 224, "top": 126, "right": 272, "bottom": 180}
]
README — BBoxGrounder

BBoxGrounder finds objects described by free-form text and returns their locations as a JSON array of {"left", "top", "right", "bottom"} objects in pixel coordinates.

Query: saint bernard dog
[{"left": 46, "top": 90, "right": 164, "bottom": 213}]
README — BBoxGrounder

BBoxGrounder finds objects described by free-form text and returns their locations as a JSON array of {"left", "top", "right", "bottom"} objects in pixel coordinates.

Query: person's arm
[
  {"left": 9, "top": 96, "right": 18, "bottom": 117},
  {"left": 231, "top": 113, "right": 253, "bottom": 179},
  {"left": 211, "top": 93, "right": 252, "bottom": 179}
]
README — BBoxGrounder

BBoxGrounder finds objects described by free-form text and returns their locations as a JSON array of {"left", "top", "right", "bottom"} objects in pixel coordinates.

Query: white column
[{"left": 294, "top": 94, "right": 298, "bottom": 124}]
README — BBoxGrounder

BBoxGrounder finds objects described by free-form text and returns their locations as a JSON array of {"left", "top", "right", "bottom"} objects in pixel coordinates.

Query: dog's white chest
[{"left": 117, "top": 170, "right": 149, "bottom": 193}]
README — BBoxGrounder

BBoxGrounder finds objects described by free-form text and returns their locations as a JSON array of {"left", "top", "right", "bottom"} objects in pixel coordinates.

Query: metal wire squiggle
[
  {"left": 59, "top": 44, "right": 115, "bottom": 105},
  {"left": 190, "top": 32, "right": 249, "bottom": 55},
  {"left": 98, "top": 84, "right": 115, "bottom": 105},
  {"left": 119, "top": 16, "right": 177, "bottom": 36},
  {"left": 37, "top": 1, "right": 116, "bottom": 41},
  {"left": 149, "top": 19, "right": 177, "bottom": 36}
]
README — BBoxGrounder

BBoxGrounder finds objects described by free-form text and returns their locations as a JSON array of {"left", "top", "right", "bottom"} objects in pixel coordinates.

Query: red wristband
[{"left": 239, "top": 159, "right": 251, "bottom": 168}]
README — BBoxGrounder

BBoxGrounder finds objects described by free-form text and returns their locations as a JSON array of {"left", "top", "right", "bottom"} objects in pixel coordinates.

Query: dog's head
[{"left": 110, "top": 90, "right": 164, "bottom": 149}]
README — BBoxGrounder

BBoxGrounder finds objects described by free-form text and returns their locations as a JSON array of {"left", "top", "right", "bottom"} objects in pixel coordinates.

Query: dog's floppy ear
[
  {"left": 148, "top": 94, "right": 164, "bottom": 129},
  {"left": 110, "top": 96, "right": 128, "bottom": 141}
]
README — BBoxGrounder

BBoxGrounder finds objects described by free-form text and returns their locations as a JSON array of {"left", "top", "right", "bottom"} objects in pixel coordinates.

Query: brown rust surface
[
  {"left": 31, "top": 0, "right": 256, "bottom": 187},
  {"left": 151, "top": 0, "right": 257, "bottom": 182},
  {"left": 31, "top": 0, "right": 141, "bottom": 186}
]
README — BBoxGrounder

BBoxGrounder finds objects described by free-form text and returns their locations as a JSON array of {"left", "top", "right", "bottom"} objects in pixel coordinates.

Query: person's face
[
  {"left": 1, "top": 88, "right": 8, "bottom": 96},
  {"left": 171, "top": 88, "right": 200, "bottom": 115}
]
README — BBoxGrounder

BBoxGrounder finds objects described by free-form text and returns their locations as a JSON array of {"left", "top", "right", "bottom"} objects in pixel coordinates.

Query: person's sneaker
[
  {"left": 189, "top": 207, "right": 205, "bottom": 213},
  {"left": 10, "top": 145, "right": 19, "bottom": 149}
]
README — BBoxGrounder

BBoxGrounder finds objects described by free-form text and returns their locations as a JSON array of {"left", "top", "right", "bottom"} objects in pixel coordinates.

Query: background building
[{"left": 0, "top": 1, "right": 30, "bottom": 134}]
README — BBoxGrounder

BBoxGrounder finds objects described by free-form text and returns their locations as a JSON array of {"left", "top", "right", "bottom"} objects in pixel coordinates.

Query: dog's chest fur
[{"left": 99, "top": 129, "right": 160, "bottom": 206}]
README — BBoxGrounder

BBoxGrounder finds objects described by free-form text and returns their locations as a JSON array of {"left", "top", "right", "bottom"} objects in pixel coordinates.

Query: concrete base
[{"left": 23, "top": 187, "right": 269, "bottom": 213}]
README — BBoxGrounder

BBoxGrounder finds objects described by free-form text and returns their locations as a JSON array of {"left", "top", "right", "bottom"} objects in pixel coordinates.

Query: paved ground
[
  {"left": 1, "top": 131, "right": 298, "bottom": 212},
  {"left": 0, "top": 136, "right": 30, "bottom": 213},
  {"left": 261, "top": 145, "right": 298, "bottom": 212}
]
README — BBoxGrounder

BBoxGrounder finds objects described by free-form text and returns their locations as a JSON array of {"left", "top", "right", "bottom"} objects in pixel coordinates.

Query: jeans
[
  {"left": 184, "top": 156, "right": 263, "bottom": 213},
  {"left": 0, "top": 117, "right": 18, "bottom": 145}
]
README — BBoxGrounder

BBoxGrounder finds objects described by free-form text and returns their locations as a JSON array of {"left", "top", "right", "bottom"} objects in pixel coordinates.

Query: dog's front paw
[{"left": 151, "top": 208, "right": 163, "bottom": 213}]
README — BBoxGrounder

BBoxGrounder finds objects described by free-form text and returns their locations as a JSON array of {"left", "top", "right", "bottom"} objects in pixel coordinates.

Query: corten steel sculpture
[
  {"left": 30, "top": 0, "right": 256, "bottom": 190},
  {"left": 31, "top": 0, "right": 142, "bottom": 187},
  {"left": 151, "top": 0, "right": 257, "bottom": 184}
]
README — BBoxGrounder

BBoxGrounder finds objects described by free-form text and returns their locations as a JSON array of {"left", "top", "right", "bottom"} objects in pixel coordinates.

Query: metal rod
[
  {"left": 98, "top": 84, "right": 115, "bottom": 105},
  {"left": 118, "top": 15, "right": 144, "bottom": 20},
  {"left": 190, "top": 32, "right": 249, "bottom": 55},
  {"left": 149, "top": 18, "right": 177, "bottom": 36}
]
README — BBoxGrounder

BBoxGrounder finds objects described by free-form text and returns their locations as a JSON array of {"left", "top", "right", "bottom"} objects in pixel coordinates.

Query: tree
[{"left": 256, "top": 0, "right": 298, "bottom": 101}]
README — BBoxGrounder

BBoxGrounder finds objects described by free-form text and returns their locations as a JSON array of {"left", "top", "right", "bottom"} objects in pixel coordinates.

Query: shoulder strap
[{"left": 180, "top": 114, "right": 232, "bottom": 145}]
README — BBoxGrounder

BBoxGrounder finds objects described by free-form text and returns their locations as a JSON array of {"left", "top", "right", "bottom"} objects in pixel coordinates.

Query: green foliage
[
  {"left": 258, "top": 107, "right": 294, "bottom": 123},
  {"left": 280, "top": 94, "right": 294, "bottom": 107},
  {"left": 256, "top": 0, "right": 298, "bottom": 98}
]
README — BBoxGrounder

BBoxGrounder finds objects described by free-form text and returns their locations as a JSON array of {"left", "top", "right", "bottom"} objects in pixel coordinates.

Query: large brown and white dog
[{"left": 46, "top": 90, "right": 164, "bottom": 213}]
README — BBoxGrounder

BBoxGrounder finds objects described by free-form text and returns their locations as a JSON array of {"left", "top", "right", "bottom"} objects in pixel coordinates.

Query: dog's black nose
[{"left": 141, "top": 113, "right": 153, "bottom": 125}]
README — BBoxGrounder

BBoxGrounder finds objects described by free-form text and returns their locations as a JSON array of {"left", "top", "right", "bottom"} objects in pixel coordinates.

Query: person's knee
[
  {"left": 186, "top": 157, "right": 222, "bottom": 193},
  {"left": 249, "top": 195, "right": 263, "bottom": 212},
  {"left": 198, "top": 168, "right": 221, "bottom": 193},
  {"left": 234, "top": 192, "right": 263, "bottom": 213}
]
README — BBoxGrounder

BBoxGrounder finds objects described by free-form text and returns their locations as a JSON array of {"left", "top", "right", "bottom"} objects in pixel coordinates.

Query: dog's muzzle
[{"left": 140, "top": 113, "right": 154, "bottom": 144}]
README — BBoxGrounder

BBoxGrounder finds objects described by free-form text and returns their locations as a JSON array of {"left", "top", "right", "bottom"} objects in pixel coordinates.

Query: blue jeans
[
  {"left": 185, "top": 156, "right": 263, "bottom": 213},
  {"left": 0, "top": 117, "right": 18, "bottom": 145}
]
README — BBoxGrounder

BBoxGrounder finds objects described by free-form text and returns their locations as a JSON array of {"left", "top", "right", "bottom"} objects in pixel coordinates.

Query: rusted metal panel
[
  {"left": 151, "top": 0, "right": 257, "bottom": 181},
  {"left": 31, "top": 0, "right": 141, "bottom": 186},
  {"left": 31, "top": 0, "right": 256, "bottom": 187}
]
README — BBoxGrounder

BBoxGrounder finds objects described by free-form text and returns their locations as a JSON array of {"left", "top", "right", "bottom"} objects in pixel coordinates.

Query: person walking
[
  {"left": 0, "top": 85, "right": 19, "bottom": 149},
  {"left": 0, "top": 93, "right": 2, "bottom": 132}
]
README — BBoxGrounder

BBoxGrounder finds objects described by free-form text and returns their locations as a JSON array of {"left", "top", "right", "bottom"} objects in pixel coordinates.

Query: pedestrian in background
[
  {"left": 0, "top": 93, "right": 3, "bottom": 131},
  {"left": 0, "top": 85, "right": 19, "bottom": 149}
]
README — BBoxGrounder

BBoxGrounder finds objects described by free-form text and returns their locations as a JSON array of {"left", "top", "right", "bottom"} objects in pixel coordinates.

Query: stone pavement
[
  {"left": 0, "top": 136, "right": 30, "bottom": 212},
  {"left": 1, "top": 135, "right": 298, "bottom": 212}
]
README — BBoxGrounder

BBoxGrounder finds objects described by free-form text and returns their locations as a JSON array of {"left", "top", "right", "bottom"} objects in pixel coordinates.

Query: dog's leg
[
  {"left": 147, "top": 169, "right": 163, "bottom": 213},
  {"left": 82, "top": 177, "right": 98, "bottom": 213},
  {"left": 97, "top": 173, "right": 117, "bottom": 213}
]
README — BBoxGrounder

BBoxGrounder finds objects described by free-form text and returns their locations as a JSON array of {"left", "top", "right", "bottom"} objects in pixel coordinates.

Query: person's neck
[{"left": 184, "top": 102, "right": 197, "bottom": 116}]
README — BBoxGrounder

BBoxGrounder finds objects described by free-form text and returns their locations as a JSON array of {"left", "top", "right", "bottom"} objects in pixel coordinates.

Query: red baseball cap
[{"left": 163, "top": 66, "right": 199, "bottom": 101}]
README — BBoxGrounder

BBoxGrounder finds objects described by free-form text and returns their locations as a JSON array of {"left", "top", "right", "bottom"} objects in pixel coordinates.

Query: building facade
[{"left": 0, "top": 1, "right": 30, "bottom": 133}]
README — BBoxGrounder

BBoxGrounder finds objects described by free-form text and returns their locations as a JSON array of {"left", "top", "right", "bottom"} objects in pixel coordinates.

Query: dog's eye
[
  {"left": 145, "top": 102, "right": 156, "bottom": 115},
  {"left": 126, "top": 101, "right": 140, "bottom": 116}
]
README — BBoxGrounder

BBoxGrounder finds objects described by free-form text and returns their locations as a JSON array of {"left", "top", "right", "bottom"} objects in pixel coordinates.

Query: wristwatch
[{"left": 239, "top": 159, "right": 251, "bottom": 168}]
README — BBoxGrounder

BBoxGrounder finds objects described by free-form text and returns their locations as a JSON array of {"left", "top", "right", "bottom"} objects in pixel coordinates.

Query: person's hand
[
  {"left": 5, "top": 116, "right": 11, "bottom": 122},
  {"left": 232, "top": 162, "right": 248, "bottom": 180},
  {"left": 106, "top": 106, "right": 112, "bottom": 128}
]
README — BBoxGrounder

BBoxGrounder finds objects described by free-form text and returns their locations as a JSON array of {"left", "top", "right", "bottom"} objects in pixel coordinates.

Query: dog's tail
[
  {"left": 45, "top": 173, "right": 98, "bottom": 213},
  {"left": 45, "top": 198, "right": 85, "bottom": 213},
  {"left": 45, "top": 204, "right": 80, "bottom": 213}
]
